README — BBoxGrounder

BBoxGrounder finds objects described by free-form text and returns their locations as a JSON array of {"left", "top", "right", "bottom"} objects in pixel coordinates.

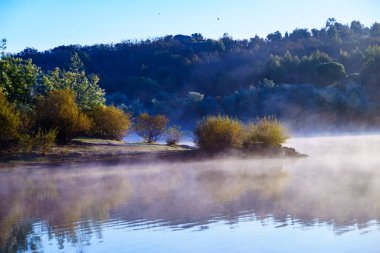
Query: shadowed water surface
[{"left": 1, "top": 135, "right": 380, "bottom": 253}]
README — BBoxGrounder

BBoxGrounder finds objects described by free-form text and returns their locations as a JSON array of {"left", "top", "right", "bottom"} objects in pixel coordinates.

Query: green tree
[
  {"left": 361, "top": 46, "right": 380, "bottom": 95},
  {"left": 43, "top": 53, "right": 105, "bottom": 111},
  {"left": 326, "top": 18, "right": 337, "bottom": 28},
  {"left": 266, "top": 31, "right": 282, "bottom": 42},
  {"left": 370, "top": 22, "right": 380, "bottom": 37},
  {"left": 350, "top": 21, "right": 365, "bottom": 34},
  {"left": 0, "top": 38, "right": 6, "bottom": 57},
  {"left": 300, "top": 51, "right": 346, "bottom": 86},
  {"left": 289, "top": 28, "right": 311, "bottom": 41},
  {"left": 0, "top": 57, "right": 39, "bottom": 105}
]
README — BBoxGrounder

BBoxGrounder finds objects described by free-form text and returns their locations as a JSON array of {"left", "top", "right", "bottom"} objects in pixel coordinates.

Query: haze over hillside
[{"left": 11, "top": 19, "right": 379, "bottom": 132}]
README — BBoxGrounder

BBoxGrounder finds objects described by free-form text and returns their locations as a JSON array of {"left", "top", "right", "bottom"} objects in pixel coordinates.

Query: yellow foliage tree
[
  {"left": 243, "top": 116, "right": 288, "bottom": 147},
  {"left": 36, "top": 89, "right": 91, "bottom": 143},
  {"left": 134, "top": 113, "right": 168, "bottom": 143},
  {"left": 0, "top": 90, "right": 21, "bottom": 150},
  {"left": 88, "top": 106, "right": 131, "bottom": 140},
  {"left": 194, "top": 115, "right": 244, "bottom": 151}
]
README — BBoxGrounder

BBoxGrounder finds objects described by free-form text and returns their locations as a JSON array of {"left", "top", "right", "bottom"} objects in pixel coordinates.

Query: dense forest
[{"left": 6, "top": 18, "right": 380, "bottom": 131}]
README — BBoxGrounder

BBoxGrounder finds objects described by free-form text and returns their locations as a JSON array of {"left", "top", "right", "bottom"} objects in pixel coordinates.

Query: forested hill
[{"left": 16, "top": 19, "right": 380, "bottom": 131}]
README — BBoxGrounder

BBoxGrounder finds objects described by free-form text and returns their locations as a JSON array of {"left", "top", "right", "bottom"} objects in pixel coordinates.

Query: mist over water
[{"left": 1, "top": 135, "right": 380, "bottom": 252}]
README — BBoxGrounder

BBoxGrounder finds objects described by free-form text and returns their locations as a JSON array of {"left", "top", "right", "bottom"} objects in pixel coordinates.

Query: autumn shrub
[
  {"left": 243, "top": 116, "right": 288, "bottom": 147},
  {"left": 19, "top": 129, "right": 58, "bottom": 153},
  {"left": 35, "top": 89, "right": 92, "bottom": 143},
  {"left": 32, "top": 129, "right": 58, "bottom": 152},
  {"left": 165, "top": 126, "right": 182, "bottom": 146},
  {"left": 88, "top": 106, "right": 131, "bottom": 140},
  {"left": 134, "top": 113, "right": 168, "bottom": 143},
  {"left": 194, "top": 115, "right": 244, "bottom": 151},
  {"left": 19, "top": 109, "right": 35, "bottom": 135},
  {"left": 0, "top": 90, "right": 21, "bottom": 151}
]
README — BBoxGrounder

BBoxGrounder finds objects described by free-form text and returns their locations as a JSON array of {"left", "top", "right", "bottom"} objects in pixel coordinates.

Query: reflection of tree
[
  {"left": 0, "top": 223, "right": 33, "bottom": 253},
  {"left": 0, "top": 169, "right": 132, "bottom": 252},
  {"left": 131, "top": 167, "right": 184, "bottom": 205},
  {"left": 109, "top": 159, "right": 288, "bottom": 229},
  {"left": 198, "top": 167, "right": 288, "bottom": 204},
  {"left": 2, "top": 157, "right": 380, "bottom": 251}
]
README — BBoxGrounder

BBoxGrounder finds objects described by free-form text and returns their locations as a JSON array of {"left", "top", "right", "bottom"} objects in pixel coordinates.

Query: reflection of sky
[{"left": 37, "top": 218, "right": 380, "bottom": 253}]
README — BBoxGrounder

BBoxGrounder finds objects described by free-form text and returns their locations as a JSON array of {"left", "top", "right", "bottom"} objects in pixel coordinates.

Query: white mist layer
[{"left": 1, "top": 134, "right": 380, "bottom": 245}]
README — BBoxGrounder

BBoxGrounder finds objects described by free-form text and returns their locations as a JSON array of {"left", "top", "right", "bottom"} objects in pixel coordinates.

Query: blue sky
[{"left": 1, "top": 0, "right": 379, "bottom": 53}]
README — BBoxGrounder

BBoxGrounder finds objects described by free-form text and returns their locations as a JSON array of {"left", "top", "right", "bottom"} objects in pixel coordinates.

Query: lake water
[{"left": 1, "top": 135, "right": 380, "bottom": 253}]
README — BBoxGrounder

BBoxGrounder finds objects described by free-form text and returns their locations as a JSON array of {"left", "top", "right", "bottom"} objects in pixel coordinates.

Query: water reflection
[{"left": 1, "top": 136, "right": 380, "bottom": 252}]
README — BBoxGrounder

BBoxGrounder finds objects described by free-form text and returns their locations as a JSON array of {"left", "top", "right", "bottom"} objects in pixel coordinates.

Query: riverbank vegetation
[
  {"left": 0, "top": 53, "right": 132, "bottom": 153},
  {"left": 0, "top": 47, "right": 296, "bottom": 161},
  {"left": 134, "top": 113, "right": 168, "bottom": 143},
  {"left": 2, "top": 18, "right": 379, "bottom": 156},
  {"left": 194, "top": 115, "right": 244, "bottom": 151},
  {"left": 12, "top": 18, "right": 380, "bottom": 131},
  {"left": 194, "top": 115, "right": 288, "bottom": 151},
  {"left": 165, "top": 126, "right": 183, "bottom": 146},
  {"left": 243, "top": 117, "right": 288, "bottom": 148}
]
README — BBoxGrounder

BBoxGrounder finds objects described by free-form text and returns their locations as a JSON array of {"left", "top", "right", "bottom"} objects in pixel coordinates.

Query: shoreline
[{"left": 0, "top": 138, "right": 306, "bottom": 169}]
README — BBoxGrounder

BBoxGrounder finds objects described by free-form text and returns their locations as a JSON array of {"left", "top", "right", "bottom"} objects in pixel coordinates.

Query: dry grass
[{"left": 0, "top": 138, "right": 192, "bottom": 167}]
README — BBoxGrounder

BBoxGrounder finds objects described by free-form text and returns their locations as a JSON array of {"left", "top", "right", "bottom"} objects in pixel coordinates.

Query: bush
[
  {"left": 0, "top": 90, "right": 57, "bottom": 152},
  {"left": 0, "top": 90, "right": 21, "bottom": 151},
  {"left": 243, "top": 117, "right": 288, "bottom": 147},
  {"left": 20, "top": 129, "right": 57, "bottom": 153},
  {"left": 88, "top": 106, "right": 131, "bottom": 140},
  {"left": 19, "top": 109, "right": 35, "bottom": 135},
  {"left": 134, "top": 113, "right": 168, "bottom": 143},
  {"left": 36, "top": 89, "right": 92, "bottom": 143},
  {"left": 165, "top": 126, "right": 182, "bottom": 146},
  {"left": 32, "top": 129, "right": 57, "bottom": 152},
  {"left": 194, "top": 115, "right": 244, "bottom": 151}
]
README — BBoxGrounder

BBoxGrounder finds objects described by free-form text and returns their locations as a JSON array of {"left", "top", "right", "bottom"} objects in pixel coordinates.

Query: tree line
[{"left": 3, "top": 18, "right": 380, "bottom": 131}]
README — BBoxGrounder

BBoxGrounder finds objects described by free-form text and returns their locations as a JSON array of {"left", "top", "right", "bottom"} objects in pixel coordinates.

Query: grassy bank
[
  {"left": 0, "top": 138, "right": 194, "bottom": 168},
  {"left": 0, "top": 138, "right": 306, "bottom": 169}
]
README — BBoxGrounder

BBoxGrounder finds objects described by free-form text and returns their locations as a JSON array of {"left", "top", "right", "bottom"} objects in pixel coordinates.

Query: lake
[{"left": 1, "top": 135, "right": 380, "bottom": 253}]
